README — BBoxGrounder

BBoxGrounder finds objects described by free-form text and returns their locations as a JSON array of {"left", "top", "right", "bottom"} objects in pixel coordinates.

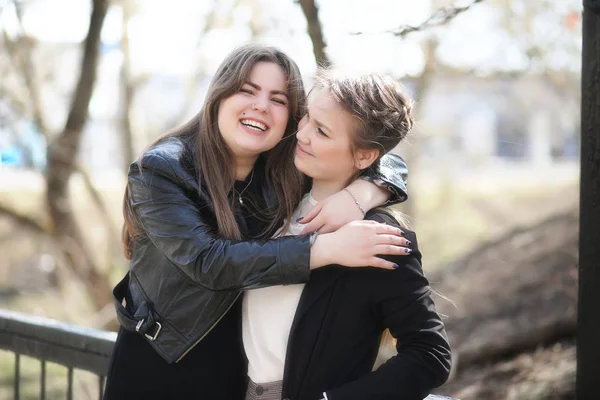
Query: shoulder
[
  {"left": 364, "top": 209, "right": 418, "bottom": 251},
  {"left": 142, "top": 136, "right": 188, "bottom": 167},
  {"left": 131, "top": 136, "right": 195, "bottom": 179},
  {"left": 364, "top": 208, "right": 398, "bottom": 225}
]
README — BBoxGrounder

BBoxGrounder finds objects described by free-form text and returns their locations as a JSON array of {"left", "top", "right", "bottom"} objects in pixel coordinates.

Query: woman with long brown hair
[
  {"left": 104, "top": 44, "right": 412, "bottom": 399},
  {"left": 242, "top": 70, "right": 451, "bottom": 400}
]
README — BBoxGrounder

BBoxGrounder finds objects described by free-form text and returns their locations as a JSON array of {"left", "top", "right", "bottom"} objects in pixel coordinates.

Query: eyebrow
[{"left": 245, "top": 81, "right": 289, "bottom": 98}]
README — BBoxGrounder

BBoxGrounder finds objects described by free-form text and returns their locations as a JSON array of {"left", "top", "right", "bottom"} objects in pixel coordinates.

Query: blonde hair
[{"left": 312, "top": 69, "right": 415, "bottom": 355}]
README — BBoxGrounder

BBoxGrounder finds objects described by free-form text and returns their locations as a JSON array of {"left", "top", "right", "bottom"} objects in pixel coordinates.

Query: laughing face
[{"left": 217, "top": 61, "right": 290, "bottom": 163}]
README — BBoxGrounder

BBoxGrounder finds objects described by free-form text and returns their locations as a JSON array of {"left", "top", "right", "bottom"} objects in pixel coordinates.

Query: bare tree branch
[
  {"left": 75, "top": 164, "right": 120, "bottom": 241},
  {"left": 119, "top": 0, "right": 137, "bottom": 172},
  {"left": 4, "top": 0, "right": 51, "bottom": 138},
  {"left": 0, "top": 79, "right": 29, "bottom": 116},
  {"left": 352, "top": 0, "right": 486, "bottom": 38},
  {"left": 297, "top": 0, "right": 330, "bottom": 66},
  {"left": 0, "top": 202, "right": 49, "bottom": 235},
  {"left": 401, "top": 38, "right": 439, "bottom": 220},
  {"left": 45, "top": 0, "right": 112, "bottom": 310}
]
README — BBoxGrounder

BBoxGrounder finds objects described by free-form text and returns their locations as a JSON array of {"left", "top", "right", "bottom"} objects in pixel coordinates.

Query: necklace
[{"left": 234, "top": 170, "right": 254, "bottom": 206}]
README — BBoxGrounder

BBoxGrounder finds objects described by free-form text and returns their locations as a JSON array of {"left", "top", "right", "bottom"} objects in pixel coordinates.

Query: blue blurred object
[{"left": 0, "top": 146, "right": 23, "bottom": 167}]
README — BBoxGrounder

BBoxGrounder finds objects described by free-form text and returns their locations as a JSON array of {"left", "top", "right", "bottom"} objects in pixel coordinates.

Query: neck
[
  {"left": 235, "top": 155, "right": 258, "bottom": 180},
  {"left": 310, "top": 178, "right": 350, "bottom": 202}
]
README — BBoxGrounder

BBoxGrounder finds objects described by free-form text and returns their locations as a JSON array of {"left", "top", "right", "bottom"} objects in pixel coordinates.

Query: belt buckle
[
  {"left": 144, "top": 322, "right": 162, "bottom": 341},
  {"left": 135, "top": 319, "right": 144, "bottom": 332},
  {"left": 135, "top": 318, "right": 162, "bottom": 341}
]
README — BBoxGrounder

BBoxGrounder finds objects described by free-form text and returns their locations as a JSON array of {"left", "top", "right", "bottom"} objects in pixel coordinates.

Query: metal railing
[
  {"left": 0, "top": 309, "right": 117, "bottom": 400},
  {"left": 0, "top": 308, "right": 457, "bottom": 400}
]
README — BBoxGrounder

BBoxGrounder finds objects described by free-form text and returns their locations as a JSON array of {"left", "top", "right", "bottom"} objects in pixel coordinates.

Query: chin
[
  {"left": 238, "top": 140, "right": 277, "bottom": 156},
  {"left": 294, "top": 156, "right": 308, "bottom": 174}
]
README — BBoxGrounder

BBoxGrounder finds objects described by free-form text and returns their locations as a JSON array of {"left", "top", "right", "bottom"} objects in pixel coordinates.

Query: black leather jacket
[{"left": 112, "top": 136, "right": 409, "bottom": 363}]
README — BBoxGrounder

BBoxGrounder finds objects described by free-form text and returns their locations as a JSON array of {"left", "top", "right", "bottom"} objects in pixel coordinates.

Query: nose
[
  {"left": 252, "top": 98, "right": 268, "bottom": 113},
  {"left": 296, "top": 116, "right": 310, "bottom": 144}
]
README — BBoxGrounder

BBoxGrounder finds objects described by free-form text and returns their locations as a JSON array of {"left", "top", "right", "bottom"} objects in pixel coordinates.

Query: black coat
[
  {"left": 104, "top": 135, "right": 411, "bottom": 399},
  {"left": 281, "top": 211, "right": 452, "bottom": 400}
]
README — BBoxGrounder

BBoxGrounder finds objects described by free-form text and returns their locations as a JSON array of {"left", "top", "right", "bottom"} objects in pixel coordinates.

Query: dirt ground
[
  {"left": 429, "top": 207, "right": 578, "bottom": 399},
  {"left": 435, "top": 340, "right": 575, "bottom": 400}
]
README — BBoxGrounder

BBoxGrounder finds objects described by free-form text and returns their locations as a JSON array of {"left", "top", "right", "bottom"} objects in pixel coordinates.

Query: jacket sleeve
[
  {"left": 127, "top": 150, "right": 311, "bottom": 291},
  {"left": 324, "top": 217, "right": 451, "bottom": 400},
  {"left": 360, "top": 153, "right": 409, "bottom": 204}
]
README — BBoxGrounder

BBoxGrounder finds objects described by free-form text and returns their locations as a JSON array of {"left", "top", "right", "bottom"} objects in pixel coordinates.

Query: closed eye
[
  {"left": 272, "top": 98, "right": 287, "bottom": 105},
  {"left": 317, "top": 127, "right": 328, "bottom": 137}
]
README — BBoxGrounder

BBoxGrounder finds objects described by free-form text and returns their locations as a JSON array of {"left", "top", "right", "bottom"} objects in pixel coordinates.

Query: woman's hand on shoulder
[{"left": 309, "top": 220, "right": 412, "bottom": 270}]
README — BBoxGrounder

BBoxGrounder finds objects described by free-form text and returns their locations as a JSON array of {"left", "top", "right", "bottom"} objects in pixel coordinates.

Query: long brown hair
[{"left": 122, "top": 44, "right": 306, "bottom": 259}]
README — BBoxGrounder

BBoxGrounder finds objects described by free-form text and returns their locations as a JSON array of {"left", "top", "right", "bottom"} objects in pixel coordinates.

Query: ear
[{"left": 354, "top": 148, "right": 380, "bottom": 171}]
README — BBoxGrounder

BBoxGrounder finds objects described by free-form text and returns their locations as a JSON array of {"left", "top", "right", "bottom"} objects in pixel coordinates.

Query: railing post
[
  {"left": 67, "top": 366, "right": 74, "bottom": 400},
  {"left": 40, "top": 359, "right": 46, "bottom": 400},
  {"left": 578, "top": 1, "right": 600, "bottom": 399},
  {"left": 14, "top": 353, "right": 20, "bottom": 400}
]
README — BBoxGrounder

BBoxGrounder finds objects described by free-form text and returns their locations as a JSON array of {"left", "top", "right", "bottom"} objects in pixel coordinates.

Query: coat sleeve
[
  {"left": 324, "top": 217, "right": 451, "bottom": 400},
  {"left": 360, "top": 153, "right": 409, "bottom": 203},
  {"left": 127, "top": 149, "right": 311, "bottom": 291}
]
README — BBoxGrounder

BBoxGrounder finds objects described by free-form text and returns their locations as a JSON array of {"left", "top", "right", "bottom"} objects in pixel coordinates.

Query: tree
[
  {"left": 577, "top": 0, "right": 600, "bottom": 397},
  {"left": 0, "top": 0, "right": 111, "bottom": 311},
  {"left": 44, "top": 0, "right": 110, "bottom": 310},
  {"left": 297, "top": 0, "right": 330, "bottom": 66}
]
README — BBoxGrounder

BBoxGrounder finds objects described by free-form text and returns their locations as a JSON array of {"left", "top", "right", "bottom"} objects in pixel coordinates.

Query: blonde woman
[{"left": 243, "top": 71, "right": 451, "bottom": 400}]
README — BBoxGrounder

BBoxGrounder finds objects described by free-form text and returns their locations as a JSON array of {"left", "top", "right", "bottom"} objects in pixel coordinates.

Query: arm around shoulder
[
  {"left": 359, "top": 153, "right": 409, "bottom": 205},
  {"left": 127, "top": 148, "right": 311, "bottom": 291}
]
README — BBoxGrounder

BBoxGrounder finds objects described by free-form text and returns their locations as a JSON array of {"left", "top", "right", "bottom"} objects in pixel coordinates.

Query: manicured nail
[
  {"left": 406, "top": 240, "right": 411, "bottom": 246},
  {"left": 405, "top": 248, "right": 412, "bottom": 254},
  {"left": 296, "top": 217, "right": 304, "bottom": 222},
  {"left": 393, "top": 263, "right": 399, "bottom": 269}
]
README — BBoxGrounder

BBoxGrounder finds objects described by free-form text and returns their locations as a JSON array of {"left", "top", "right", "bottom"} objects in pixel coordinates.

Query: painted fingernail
[
  {"left": 405, "top": 248, "right": 412, "bottom": 254},
  {"left": 393, "top": 263, "right": 400, "bottom": 269},
  {"left": 406, "top": 240, "right": 411, "bottom": 246},
  {"left": 296, "top": 217, "right": 304, "bottom": 222}
]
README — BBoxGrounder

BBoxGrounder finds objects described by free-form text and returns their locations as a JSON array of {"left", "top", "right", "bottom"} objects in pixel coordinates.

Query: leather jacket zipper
[{"left": 175, "top": 291, "right": 242, "bottom": 363}]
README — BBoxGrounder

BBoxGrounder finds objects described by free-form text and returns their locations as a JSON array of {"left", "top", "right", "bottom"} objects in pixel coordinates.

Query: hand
[
  {"left": 299, "top": 190, "right": 364, "bottom": 234},
  {"left": 310, "top": 220, "right": 411, "bottom": 270},
  {"left": 299, "top": 179, "right": 389, "bottom": 234}
]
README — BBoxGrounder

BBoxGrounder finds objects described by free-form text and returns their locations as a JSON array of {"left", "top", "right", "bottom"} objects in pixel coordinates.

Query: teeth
[{"left": 241, "top": 119, "right": 267, "bottom": 131}]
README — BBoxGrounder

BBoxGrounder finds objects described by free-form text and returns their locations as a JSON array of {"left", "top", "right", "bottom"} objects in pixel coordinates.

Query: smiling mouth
[
  {"left": 241, "top": 119, "right": 268, "bottom": 132},
  {"left": 296, "top": 145, "right": 313, "bottom": 156}
]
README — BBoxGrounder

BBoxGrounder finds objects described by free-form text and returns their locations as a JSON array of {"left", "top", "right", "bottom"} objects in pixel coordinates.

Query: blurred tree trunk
[
  {"left": 45, "top": 0, "right": 111, "bottom": 310},
  {"left": 119, "top": 0, "right": 137, "bottom": 172},
  {"left": 298, "top": 0, "right": 330, "bottom": 66},
  {"left": 577, "top": 0, "right": 600, "bottom": 397},
  {"left": 402, "top": 38, "right": 438, "bottom": 220}
]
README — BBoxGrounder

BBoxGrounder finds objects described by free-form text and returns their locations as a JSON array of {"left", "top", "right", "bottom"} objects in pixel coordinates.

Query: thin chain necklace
[{"left": 234, "top": 169, "right": 254, "bottom": 206}]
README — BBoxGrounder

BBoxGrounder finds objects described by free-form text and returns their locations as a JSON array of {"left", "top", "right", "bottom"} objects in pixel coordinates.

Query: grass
[{"left": 0, "top": 352, "right": 102, "bottom": 400}]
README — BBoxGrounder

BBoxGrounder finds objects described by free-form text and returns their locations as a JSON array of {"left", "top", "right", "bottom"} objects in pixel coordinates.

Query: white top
[{"left": 242, "top": 193, "right": 317, "bottom": 383}]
